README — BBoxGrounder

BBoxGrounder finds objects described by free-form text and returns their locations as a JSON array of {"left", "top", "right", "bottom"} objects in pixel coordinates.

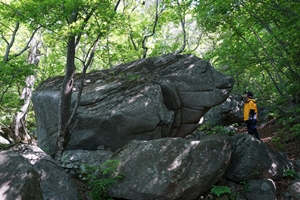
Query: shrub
[
  {"left": 210, "top": 185, "right": 231, "bottom": 197},
  {"left": 283, "top": 169, "right": 298, "bottom": 178},
  {"left": 80, "top": 159, "right": 124, "bottom": 200},
  {"left": 198, "top": 123, "right": 235, "bottom": 136}
]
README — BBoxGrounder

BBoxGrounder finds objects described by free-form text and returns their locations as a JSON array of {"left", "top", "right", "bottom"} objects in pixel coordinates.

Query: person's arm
[
  {"left": 249, "top": 101, "right": 258, "bottom": 121},
  {"left": 255, "top": 103, "right": 258, "bottom": 121},
  {"left": 244, "top": 103, "right": 249, "bottom": 122}
]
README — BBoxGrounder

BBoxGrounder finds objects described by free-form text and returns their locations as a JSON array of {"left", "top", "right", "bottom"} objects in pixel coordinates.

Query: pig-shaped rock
[{"left": 32, "top": 53, "right": 234, "bottom": 152}]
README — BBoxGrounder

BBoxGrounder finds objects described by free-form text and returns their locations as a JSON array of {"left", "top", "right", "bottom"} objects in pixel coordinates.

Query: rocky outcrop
[
  {"left": 1, "top": 133, "right": 298, "bottom": 200},
  {"left": 59, "top": 133, "right": 296, "bottom": 199},
  {"left": 0, "top": 145, "right": 79, "bottom": 200},
  {"left": 32, "top": 53, "right": 234, "bottom": 152}
]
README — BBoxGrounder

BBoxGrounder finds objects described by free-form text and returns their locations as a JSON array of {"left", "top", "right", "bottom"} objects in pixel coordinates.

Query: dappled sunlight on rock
[
  {"left": 32, "top": 54, "right": 234, "bottom": 152},
  {"left": 167, "top": 141, "right": 200, "bottom": 171},
  {"left": 226, "top": 133, "right": 294, "bottom": 182},
  {"left": 108, "top": 135, "right": 232, "bottom": 199}
]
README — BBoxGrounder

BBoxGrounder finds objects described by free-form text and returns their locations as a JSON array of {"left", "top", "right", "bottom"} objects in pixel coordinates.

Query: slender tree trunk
[
  {"left": 142, "top": 0, "right": 161, "bottom": 58},
  {"left": 54, "top": 2, "right": 121, "bottom": 160},
  {"left": 55, "top": 11, "right": 78, "bottom": 160},
  {"left": 55, "top": 35, "right": 76, "bottom": 160},
  {"left": 11, "top": 75, "right": 35, "bottom": 142}
]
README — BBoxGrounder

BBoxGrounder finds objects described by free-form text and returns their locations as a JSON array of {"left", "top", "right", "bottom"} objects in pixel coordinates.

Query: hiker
[{"left": 244, "top": 91, "right": 260, "bottom": 140}]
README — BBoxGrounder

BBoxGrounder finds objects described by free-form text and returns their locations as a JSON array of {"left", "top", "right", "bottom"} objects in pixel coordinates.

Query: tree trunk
[
  {"left": 11, "top": 75, "right": 35, "bottom": 142},
  {"left": 10, "top": 36, "right": 41, "bottom": 143},
  {"left": 53, "top": 1, "right": 121, "bottom": 159},
  {"left": 55, "top": 11, "right": 78, "bottom": 160}
]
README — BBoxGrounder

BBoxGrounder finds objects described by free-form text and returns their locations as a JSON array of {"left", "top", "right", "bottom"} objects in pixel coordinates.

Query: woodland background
[{"left": 0, "top": 0, "right": 299, "bottom": 159}]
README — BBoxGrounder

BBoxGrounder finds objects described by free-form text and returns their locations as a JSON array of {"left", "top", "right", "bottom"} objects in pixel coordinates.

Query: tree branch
[
  {"left": 12, "top": 26, "right": 41, "bottom": 58},
  {"left": 175, "top": 0, "right": 187, "bottom": 55},
  {"left": 114, "top": 0, "right": 121, "bottom": 12},
  {"left": 129, "top": 29, "right": 138, "bottom": 51},
  {"left": 3, "top": 22, "right": 19, "bottom": 62},
  {"left": 142, "top": 0, "right": 163, "bottom": 58}
]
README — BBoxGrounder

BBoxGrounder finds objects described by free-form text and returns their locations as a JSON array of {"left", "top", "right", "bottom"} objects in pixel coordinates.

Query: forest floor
[
  {"left": 74, "top": 118, "right": 300, "bottom": 199},
  {"left": 247, "top": 118, "right": 300, "bottom": 161}
]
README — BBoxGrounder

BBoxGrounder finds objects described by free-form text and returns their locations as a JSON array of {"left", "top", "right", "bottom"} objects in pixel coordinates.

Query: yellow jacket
[{"left": 244, "top": 98, "right": 258, "bottom": 121}]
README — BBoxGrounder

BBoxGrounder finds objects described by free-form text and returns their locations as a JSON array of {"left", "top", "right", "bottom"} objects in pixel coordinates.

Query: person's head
[{"left": 244, "top": 91, "right": 254, "bottom": 99}]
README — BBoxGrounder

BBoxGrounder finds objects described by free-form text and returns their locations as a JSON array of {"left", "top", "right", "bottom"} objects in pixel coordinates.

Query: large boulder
[
  {"left": 0, "top": 145, "right": 79, "bottom": 200},
  {"left": 225, "top": 133, "right": 294, "bottom": 182},
  {"left": 32, "top": 53, "right": 234, "bottom": 152},
  {"left": 108, "top": 134, "right": 232, "bottom": 200}
]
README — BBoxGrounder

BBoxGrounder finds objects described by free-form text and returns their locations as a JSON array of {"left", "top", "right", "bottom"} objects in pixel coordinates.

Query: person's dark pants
[{"left": 246, "top": 120, "right": 260, "bottom": 140}]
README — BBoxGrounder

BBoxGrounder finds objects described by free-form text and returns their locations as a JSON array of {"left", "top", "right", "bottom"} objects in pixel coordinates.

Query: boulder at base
[
  {"left": 0, "top": 145, "right": 78, "bottom": 200},
  {"left": 108, "top": 134, "right": 232, "bottom": 200},
  {"left": 32, "top": 53, "right": 234, "bottom": 152},
  {"left": 0, "top": 151, "right": 43, "bottom": 200},
  {"left": 225, "top": 133, "right": 294, "bottom": 182}
]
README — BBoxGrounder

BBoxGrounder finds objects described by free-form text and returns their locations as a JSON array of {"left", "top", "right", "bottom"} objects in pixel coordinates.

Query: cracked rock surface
[{"left": 32, "top": 53, "right": 234, "bottom": 152}]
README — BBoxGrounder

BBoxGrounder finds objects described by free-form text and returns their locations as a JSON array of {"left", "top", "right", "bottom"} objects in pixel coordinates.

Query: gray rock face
[
  {"left": 203, "top": 94, "right": 244, "bottom": 125},
  {"left": 245, "top": 179, "right": 277, "bottom": 200},
  {"left": 0, "top": 151, "right": 43, "bottom": 200},
  {"left": 32, "top": 53, "right": 234, "bottom": 152},
  {"left": 288, "top": 179, "right": 300, "bottom": 200},
  {"left": 108, "top": 134, "right": 232, "bottom": 200},
  {"left": 61, "top": 149, "right": 113, "bottom": 174},
  {"left": 4, "top": 134, "right": 291, "bottom": 200},
  {"left": 0, "top": 145, "right": 79, "bottom": 200},
  {"left": 225, "top": 133, "right": 294, "bottom": 182},
  {"left": 0, "top": 136, "right": 10, "bottom": 145}
]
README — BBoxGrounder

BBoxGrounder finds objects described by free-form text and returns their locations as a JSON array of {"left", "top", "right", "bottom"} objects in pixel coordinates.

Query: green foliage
[
  {"left": 0, "top": 61, "right": 36, "bottom": 98},
  {"left": 0, "top": 60, "right": 37, "bottom": 126},
  {"left": 221, "top": 181, "right": 251, "bottom": 200},
  {"left": 251, "top": 169, "right": 260, "bottom": 177},
  {"left": 290, "top": 124, "right": 300, "bottom": 136},
  {"left": 193, "top": 0, "right": 300, "bottom": 112},
  {"left": 283, "top": 169, "right": 298, "bottom": 178},
  {"left": 0, "top": 143, "right": 14, "bottom": 150},
  {"left": 277, "top": 105, "right": 300, "bottom": 137},
  {"left": 210, "top": 185, "right": 231, "bottom": 197},
  {"left": 271, "top": 136, "right": 286, "bottom": 151},
  {"left": 1, "top": 0, "right": 299, "bottom": 154},
  {"left": 41, "top": 147, "right": 54, "bottom": 156},
  {"left": 237, "top": 180, "right": 251, "bottom": 198},
  {"left": 198, "top": 123, "right": 235, "bottom": 136},
  {"left": 80, "top": 159, "right": 124, "bottom": 200},
  {"left": 127, "top": 74, "right": 140, "bottom": 81}
]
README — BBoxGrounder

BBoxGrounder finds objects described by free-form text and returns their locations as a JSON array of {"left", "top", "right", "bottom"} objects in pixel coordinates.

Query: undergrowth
[
  {"left": 80, "top": 159, "right": 124, "bottom": 200},
  {"left": 198, "top": 122, "right": 236, "bottom": 136}
]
